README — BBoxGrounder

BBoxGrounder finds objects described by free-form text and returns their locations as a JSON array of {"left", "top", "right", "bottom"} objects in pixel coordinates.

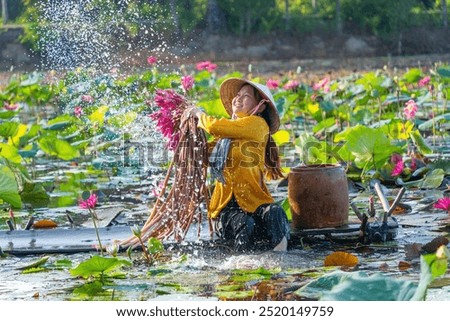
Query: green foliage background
[{"left": 1, "top": 0, "right": 449, "bottom": 48}]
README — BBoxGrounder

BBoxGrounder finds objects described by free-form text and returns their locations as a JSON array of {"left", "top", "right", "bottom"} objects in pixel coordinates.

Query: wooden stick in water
[
  {"left": 385, "top": 187, "right": 406, "bottom": 223},
  {"left": 374, "top": 182, "right": 390, "bottom": 213}
]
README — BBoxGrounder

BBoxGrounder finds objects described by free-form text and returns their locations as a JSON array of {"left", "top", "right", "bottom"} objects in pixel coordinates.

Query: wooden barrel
[{"left": 288, "top": 164, "right": 349, "bottom": 229}]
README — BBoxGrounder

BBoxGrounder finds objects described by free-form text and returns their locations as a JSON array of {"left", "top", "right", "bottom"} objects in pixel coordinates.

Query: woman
[{"left": 188, "top": 78, "right": 290, "bottom": 252}]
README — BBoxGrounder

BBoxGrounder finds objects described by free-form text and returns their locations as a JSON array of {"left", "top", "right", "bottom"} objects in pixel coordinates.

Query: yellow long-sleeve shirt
[{"left": 198, "top": 114, "right": 274, "bottom": 219}]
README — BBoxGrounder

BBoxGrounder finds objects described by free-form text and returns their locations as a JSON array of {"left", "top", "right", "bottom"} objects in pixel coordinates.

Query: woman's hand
[{"left": 184, "top": 106, "right": 204, "bottom": 119}]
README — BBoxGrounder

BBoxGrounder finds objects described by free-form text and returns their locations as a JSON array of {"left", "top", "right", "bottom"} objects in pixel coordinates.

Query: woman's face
[{"left": 231, "top": 85, "right": 258, "bottom": 118}]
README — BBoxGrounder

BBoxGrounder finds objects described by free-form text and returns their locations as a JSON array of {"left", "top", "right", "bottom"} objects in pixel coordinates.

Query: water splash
[
  {"left": 34, "top": 0, "right": 182, "bottom": 71},
  {"left": 30, "top": 0, "right": 193, "bottom": 174}
]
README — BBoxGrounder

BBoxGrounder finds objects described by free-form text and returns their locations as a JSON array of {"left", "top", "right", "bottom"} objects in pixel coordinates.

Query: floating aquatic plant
[
  {"left": 295, "top": 245, "right": 449, "bottom": 301},
  {"left": 70, "top": 255, "right": 132, "bottom": 283},
  {"left": 128, "top": 236, "right": 166, "bottom": 266}
]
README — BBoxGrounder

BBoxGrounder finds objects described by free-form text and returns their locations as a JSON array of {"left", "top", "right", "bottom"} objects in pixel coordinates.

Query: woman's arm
[
  {"left": 198, "top": 114, "right": 268, "bottom": 141},
  {"left": 186, "top": 106, "right": 268, "bottom": 141}
]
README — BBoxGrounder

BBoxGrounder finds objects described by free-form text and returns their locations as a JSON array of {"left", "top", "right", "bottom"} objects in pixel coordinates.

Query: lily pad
[
  {"left": 335, "top": 125, "right": 403, "bottom": 171},
  {"left": 410, "top": 130, "right": 433, "bottom": 154},
  {"left": 215, "top": 290, "right": 254, "bottom": 300},
  {"left": 71, "top": 281, "right": 113, "bottom": 300},
  {"left": 418, "top": 113, "right": 450, "bottom": 131},
  {"left": 20, "top": 182, "right": 50, "bottom": 208},
  {"left": 32, "top": 219, "right": 58, "bottom": 229},
  {"left": 0, "top": 143, "right": 22, "bottom": 163},
  {"left": 320, "top": 272, "right": 417, "bottom": 301},
  {"left": 295, "top": 270, "right": 417, "bottom": 301},
  {"left": 437, "top": 67, "right": 450, "bottom": 79},
  {"left": 419, "top": 169, "right": 445, "bottom": 189},
  {"left": 323, "top": 251, "right": 358, "bottom": 267},
  {"left": 0, "top": 122, "right": 19, "bottom": 138},
  {"left": 70, "top": 255, "right": 132, "bottom": 279},
  {"left": 272, "top": 130, "right": 290, "bottom": 146},
  {"left": 38, "top": 137, "right": 80, "bottom": 160},
  {"left": 17, "top": 256, "right": 50, "bottom": 270},
  {"left": 295, "top": 270, "right": 353, "bottom": 300}
]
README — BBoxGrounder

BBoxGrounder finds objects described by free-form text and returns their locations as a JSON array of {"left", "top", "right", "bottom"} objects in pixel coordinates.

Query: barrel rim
[{"left": 290, "top": 163, "right": 343, "bottom": 172}]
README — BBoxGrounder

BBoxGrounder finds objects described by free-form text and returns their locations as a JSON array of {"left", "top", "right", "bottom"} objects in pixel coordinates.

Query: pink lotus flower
[
  {"left": 206, "top": 63, "right": 217, "bottom": 72},
  {"left": 418, "top": 76, "right": 431, "bottom": 87},
  {"left": 150, "top": 109, "right": 176, "bottom": 138},
  {"left": 81, "top": 95, "right": 94, "bottom": 103},
  {"left": 79, "top": 192, "right": 103, "bottom": 254},
  {"left": 434, "top": 197, "right": 450, "bottom": 212},
  {"left": 283, "top": 80, "right": 300, "bottom": 91},
  {"left": 404, "top": 100, "right": 418, "bottom": 120},
  {"left": 181, "top": 75, "right": 194, "bottom": 92},
  {"left": 147, "top": 56, "right": 158, "bottom": 65},
  {"left": 154, "top": 89, "right": 185, "bottom": 111},
  {"left": 150, "top": 89, "right": 186, "bottom": 150},
  {"left": 3, "top": 102, "right": 19, "bottom": 111},
  {"left": 79, "top": 193, "right": 98, "bottom": 209},
  {"left": 196, "top": 61, "right": 217, "bottom": 72},
  {"left": 312, "top": 77, "right": 330, "bottom": 92},
  {"left": 74, "top": 106, "right": 83, "bottom": 118},
  {"left": 391, "top": 160, "right": 405, "bottom": 176},
  {"left": 266, "top": 79, "right": 279, "bottom": 90}
]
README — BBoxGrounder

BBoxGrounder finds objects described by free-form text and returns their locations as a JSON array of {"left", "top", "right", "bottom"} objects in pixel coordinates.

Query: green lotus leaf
[
  {"left": 70, "top": 256, "right": 132, "bottom": 279},
  {"left": 0, "top": 164, "right": 22, "bottom": 208}
]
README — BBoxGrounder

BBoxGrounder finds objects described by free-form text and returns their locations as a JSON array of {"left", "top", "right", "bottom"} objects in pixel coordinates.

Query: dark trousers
[{"left": 214, "top": 198, "right": 290, "bottom": 252}]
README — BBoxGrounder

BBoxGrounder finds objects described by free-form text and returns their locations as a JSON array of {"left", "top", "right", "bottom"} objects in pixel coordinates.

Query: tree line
[{"left": 1, "top": 0, "right": 448, "bottom": 39}]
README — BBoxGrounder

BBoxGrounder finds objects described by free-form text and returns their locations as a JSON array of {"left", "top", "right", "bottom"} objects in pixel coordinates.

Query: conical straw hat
[{"left": 220, "top": 78, "right": 280, "bottom": 134}]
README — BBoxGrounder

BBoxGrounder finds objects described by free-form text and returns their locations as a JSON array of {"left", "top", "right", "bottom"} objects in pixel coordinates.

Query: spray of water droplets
[
  {"left": 34, "top": 0, "right": 184, "bottom": 71},
  {"left": 31, "top": 0, "right": 196, "bottom": 171}
]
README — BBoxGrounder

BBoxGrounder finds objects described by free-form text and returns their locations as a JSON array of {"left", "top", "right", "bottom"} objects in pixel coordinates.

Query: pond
[
  {"left": 1, "top": 150, "right": 450, "bottom": 301},
  {"left": 4, "top": 13, "right": 450, "bottom": 319},
  {"left": 0, "top": 2, "right": 450, "bottom": 299}
]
